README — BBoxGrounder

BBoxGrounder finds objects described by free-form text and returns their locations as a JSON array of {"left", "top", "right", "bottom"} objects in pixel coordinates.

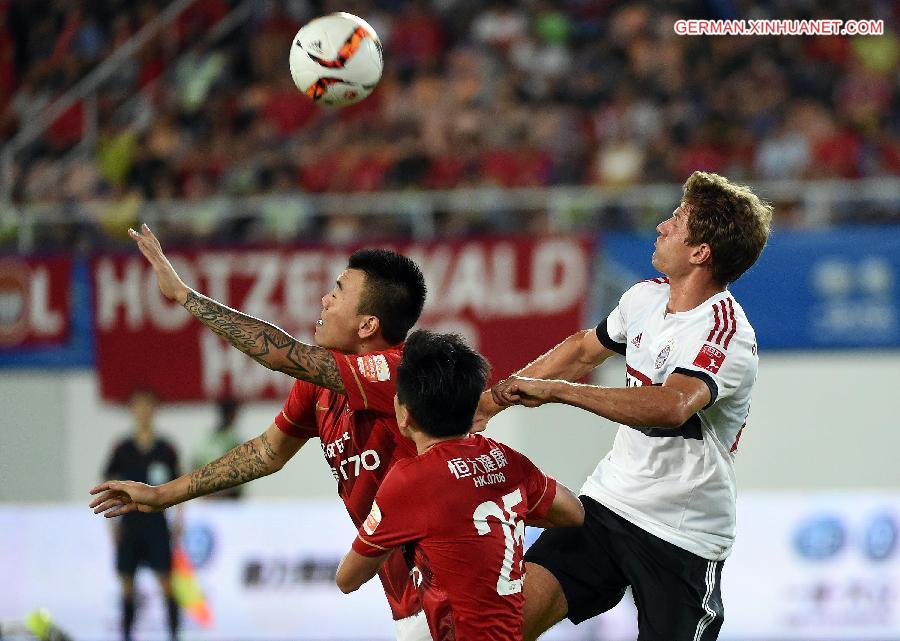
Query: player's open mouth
[{"left": 316, "top": 319, "right": 324, "bottom": 326}]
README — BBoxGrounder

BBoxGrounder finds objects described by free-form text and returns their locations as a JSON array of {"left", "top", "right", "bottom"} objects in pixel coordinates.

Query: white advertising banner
[
  {"left": 722, "top": 492, "right": 900, "bottom": 640},
  {"left": 0, "top": 493, "right": 897, "bottom": 640},
  {"left": 0, "top": 500, "right": 394, "bottom": 640}
]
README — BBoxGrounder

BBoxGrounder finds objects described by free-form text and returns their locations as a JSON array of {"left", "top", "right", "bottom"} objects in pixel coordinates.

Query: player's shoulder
[
  {"left": 696, "top": 292, "right": 756, "bottom": 354},
  {"left": 387, "top": 453, "right": 424, "bottom": 479},
  {"left": 460, "top": 433, "right": 500, "bottom": 454},
  {"left": 616, "top": 277, "right": 669, "bottom": 315},
  {"left": 414, "top": 435, "right": 492, "bottom": 475},
  {"left": 355, "top": 343, "right": 404, "bottom": 362},
  {"left": 342, "top": 346, "right": 403, "bottom": 386},
  {"left": 469, "top": 434, "right": 529, "bottom": 467},
  {"left": 379, "top": 455, "right": 436, "bottom": 497},
  {"left": 625, "top": 277, "right": 671, "bottom": 299},
  {"left": 468, "top": 433, "right": 490, "bottom": 447},
  {"left": 380, "top": 344, "right": 404, "bottom": 367},
  {"left": 474, "top": 433, "right": 507, "bottom": 453}
]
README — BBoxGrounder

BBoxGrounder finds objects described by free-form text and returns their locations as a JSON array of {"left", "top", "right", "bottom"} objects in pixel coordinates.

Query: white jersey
[{"left": 581, "top": 278, "right": 758, "bottom": 560}]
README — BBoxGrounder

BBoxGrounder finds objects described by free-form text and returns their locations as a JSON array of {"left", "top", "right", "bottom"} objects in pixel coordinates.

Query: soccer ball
[{"left": 289, "top": 13, "right": 383, "bottom": 106}]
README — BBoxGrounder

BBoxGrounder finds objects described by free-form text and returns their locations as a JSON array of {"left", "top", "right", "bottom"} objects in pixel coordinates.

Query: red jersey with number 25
[
  {"left": 353, "top": 434, "right": 558, "bottom": 641},
  {"left": 274, "top": 345, "right": 421, "bottom": 620}
]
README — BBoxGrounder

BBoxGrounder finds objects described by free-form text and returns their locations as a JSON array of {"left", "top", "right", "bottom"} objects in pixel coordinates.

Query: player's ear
[
  {"left": 690, "top": 242, "right": 712, "bottom": 267},
  {"left": 394, "top": 395, "right": 410, "bottom": 430},
  {"left": 394, "top": 395, "right": 418, "bottom": 439},
  {"left": 358, "top": 315, "right": 380, "bottom": 340}
]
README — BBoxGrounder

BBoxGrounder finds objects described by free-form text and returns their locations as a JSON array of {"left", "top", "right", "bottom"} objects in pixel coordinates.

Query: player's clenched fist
[
  {"left": 89, "top": 480, "right": 166, "bottom": 517},
  {"left": 492, "top": 375, "right": 559, "bottom": 408}
]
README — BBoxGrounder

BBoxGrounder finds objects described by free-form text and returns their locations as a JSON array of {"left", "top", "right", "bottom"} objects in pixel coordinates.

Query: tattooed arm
[
  {"left": 90, "top": 424, "right": 307, "bottom": 516},
  {"left": 127, "top": 223, "right": 345, "bottom": 392},
  {"left": 184, "top": 290, "right": 345, "bottom": 392}
]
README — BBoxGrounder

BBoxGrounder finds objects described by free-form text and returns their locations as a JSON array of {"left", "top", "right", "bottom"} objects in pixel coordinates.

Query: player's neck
[
  {"left": 349, "top": 337, "right": 394, "bottom": 355},
  {"left": 417, "top": 434, "right": 467, "bottom": 455},
  {"left": 665, "top": 272, "right": 725, "bottom": 314}
]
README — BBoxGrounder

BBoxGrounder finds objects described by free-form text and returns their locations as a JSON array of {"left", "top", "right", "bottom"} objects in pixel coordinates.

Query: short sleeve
[
  {"left": 330, "top": 347, "right": 401, "bottom": 414},
  {"left": 596, "top": 284, "right": 641, "bottom": 356},
  {"left": 274, "top": 380, "right": 319, "bottom": 439},
  {"left": 352, "top": 463, "right": 427, "bottom": 557}
]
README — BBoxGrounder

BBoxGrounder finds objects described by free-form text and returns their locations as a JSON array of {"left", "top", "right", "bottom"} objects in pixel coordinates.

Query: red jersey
[
  {"left": 274, "top": 345, "right": 421, "bottom": 620},
  {"left": 352, "top": 434, "right": 558, "bottom": 641}
]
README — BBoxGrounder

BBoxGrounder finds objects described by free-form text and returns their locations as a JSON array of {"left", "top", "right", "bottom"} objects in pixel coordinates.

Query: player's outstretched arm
[
  {"left": 90, "top": 424, "right": 306, "bottom": 517},
  {"left": 495, "top": 372, "right": 711, "bottom": 428},
  {"left": 473, "top": 329, "right": 615, "bottom": 433},
  {"left": 527, "top": 482, "right": 584, "bottom": 528},
  {"left": 181, "top": 288, "right": 346, "bottom": 391},
  {"left": 335, "top": 548, "right": 391, "bottom": 594},
  {"left": 491, "top": 329, "right": 616, "bottom": 409},
  {"left": 128, "top": 223, "right": 345, "bottom": 392}
]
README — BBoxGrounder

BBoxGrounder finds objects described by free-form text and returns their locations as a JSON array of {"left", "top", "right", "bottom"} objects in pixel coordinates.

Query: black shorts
[
  {"left": 525, "top": 496, "right": 724, "bottom": 641},
  {"left": 116, "top": 514, "right": 172, "bottom": 575}
]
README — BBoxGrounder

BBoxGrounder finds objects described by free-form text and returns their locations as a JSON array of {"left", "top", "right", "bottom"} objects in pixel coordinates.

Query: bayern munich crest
[{"left": 654, "top": 338, "right": 676, "bottom": 369}]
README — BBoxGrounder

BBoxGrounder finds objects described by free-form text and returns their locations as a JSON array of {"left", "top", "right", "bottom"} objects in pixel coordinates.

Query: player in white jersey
[{"left": 478, "top": 171, "right": 773, "bottom": 641}]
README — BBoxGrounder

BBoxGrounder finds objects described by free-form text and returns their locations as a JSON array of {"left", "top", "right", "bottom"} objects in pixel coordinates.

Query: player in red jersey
[
  {"left": 90, "top": 226, "right": 433, "bottom": 639},
  {"left": 336, "top": 330, "right": 585, "bottom": 641}
]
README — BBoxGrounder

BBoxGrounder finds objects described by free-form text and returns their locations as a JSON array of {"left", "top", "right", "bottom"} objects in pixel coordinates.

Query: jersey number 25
[{"left": 473, "top": 489, "right": 526, "bottom": 596}]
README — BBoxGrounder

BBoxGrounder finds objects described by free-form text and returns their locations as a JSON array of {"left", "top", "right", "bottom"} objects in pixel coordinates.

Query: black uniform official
[
  {"left": 101, "top": 390, "right": 181, "bottom": 641},
  {"left": 103, "top": 438, "right": 180, "bottom": 574}
]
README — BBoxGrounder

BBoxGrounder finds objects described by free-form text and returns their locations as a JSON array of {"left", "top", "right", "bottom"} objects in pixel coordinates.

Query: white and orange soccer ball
[{"left": 289, "top": 12, "right": 383, "bottom": 106}]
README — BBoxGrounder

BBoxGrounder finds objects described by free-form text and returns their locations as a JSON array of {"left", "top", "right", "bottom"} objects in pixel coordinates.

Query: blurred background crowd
[{"left": 0, "top": 0, "right": 897, "bottom": 250}]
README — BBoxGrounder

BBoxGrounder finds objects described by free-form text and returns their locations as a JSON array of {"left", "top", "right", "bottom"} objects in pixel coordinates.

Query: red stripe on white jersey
[
  {"left": 723, "top": 298, "right": 738, "bottom": 349},
  {"left": 730, "top": 424, "right": 745, "bottom": 453},
  {"left": 714, "top": 301, "right": 730, "bottom": 345},
  {"left": 626, "top": 364, "right": 653, "bottom": 386},
  {"left": 706, "top": 302, "right": 722, "bottom": 342}
]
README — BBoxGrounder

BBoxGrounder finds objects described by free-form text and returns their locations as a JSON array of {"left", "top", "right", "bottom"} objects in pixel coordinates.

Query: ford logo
[
  {"left": 862, "top": 513, "right": 897, "bottom": 561},
  {"left": 793, "top": 515, "right": 845, "bottom": 561}
]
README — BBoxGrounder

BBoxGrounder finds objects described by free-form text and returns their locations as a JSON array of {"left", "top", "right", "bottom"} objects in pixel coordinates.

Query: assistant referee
[{"left": 102, "top": 389, "right": 181, "bottom": 641}]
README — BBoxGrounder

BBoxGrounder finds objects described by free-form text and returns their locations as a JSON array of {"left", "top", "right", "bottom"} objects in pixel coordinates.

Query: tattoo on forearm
[
  {"left": 260, "top": 432, "right": 277, "bottom": 461},
  {"left": 186, "top": 434, "right": 279, "bottom": 498},
  {"left": 183, "top": 290, "right": 345, "bottom": 392}
]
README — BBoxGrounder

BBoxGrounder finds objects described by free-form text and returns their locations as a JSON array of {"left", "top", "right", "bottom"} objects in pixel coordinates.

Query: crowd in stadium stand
[{"left": 0, "top": 0, "right": 897, "bottom": 248}]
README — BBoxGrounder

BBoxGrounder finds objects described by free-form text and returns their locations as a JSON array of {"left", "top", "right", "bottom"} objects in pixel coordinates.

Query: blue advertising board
[{"left": 597, "top": 226, "right": 900, "bottom": 350}]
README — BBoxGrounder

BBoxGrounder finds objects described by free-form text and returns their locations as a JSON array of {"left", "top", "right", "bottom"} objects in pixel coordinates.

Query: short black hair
[
  {"left": 396, "top": 330, "right": 490, "bottom": 438},
  {"left": 348, "top": 249, "right": 427, "bottom": 345}
]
